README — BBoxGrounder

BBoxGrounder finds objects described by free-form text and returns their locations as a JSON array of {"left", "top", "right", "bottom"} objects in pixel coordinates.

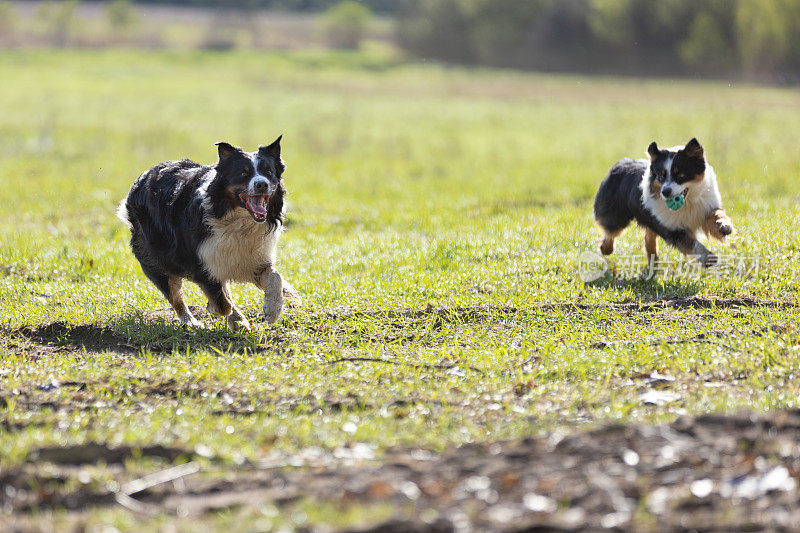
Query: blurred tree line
[
  {"left": 131, "top": 0, "right": 398, "bottom": 13},
  {"left": 8, "top": 0, "right": 800, "bottom": 81},
  {"left": 396, "top": 0, "right": 800, "bottom": 81}
]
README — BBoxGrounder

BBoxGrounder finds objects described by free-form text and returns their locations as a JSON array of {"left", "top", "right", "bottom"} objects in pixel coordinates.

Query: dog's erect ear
[
  {"left": 215, "top": 142, "right": 238, "bottom": 162},
  {"left": 259, "top": 135, "right": 282, "bottom": 160},
  {"left": 647, "top": 141, "right": 660, "bottom": 162},
  {"left": 684, "top": 138, "right": 704, "bottom": 159}
]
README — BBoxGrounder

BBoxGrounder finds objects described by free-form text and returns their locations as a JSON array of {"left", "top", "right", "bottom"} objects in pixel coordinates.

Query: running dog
[
  {"left": 593, "top": 138, "right": 735, "bottom": 268},
  {"left": 117, "top": 137, "right": 299, "bottom": 331}
]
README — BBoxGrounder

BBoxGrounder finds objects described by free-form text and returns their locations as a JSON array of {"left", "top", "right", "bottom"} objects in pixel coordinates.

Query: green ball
[{"left": 665, "top": 194, "right": 685, "bottom": 211}]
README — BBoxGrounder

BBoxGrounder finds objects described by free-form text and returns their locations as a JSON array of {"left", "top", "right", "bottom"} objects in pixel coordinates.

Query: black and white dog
[
  {"left": 117, "top": 137, "right": 299, "bottom": 331},
  {"left": 593, "top": 138, "right": 735, "bottom": 268}
]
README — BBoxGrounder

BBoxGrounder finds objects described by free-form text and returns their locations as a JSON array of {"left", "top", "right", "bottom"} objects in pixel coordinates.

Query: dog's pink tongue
[{"left": 247, "top": 195, "right": 268, "bottom": 215}]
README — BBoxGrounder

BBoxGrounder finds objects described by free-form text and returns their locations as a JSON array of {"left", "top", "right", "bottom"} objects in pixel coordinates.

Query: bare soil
[
  {"left": 5, "top": 298, "right": 800, "bottom": 531},
  {"left": 4, "top": 409, "right": 800, "bottom": 531}
]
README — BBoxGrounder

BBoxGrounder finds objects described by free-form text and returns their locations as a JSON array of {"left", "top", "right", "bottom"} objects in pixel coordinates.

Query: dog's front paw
[
  {"left": 704, "top": 210, "right": 735, "bottom": 242},
  {"left": 716, "top": 218, "right": 734, "bottom": 237},
  {"left": 263, "top": 270, "right": 284, "bottom": 325},
  {"left": 691, "top": 242, "right": 717, "bottom": 268},
  {"left": 179, "top": 314, "right": 205, "bottom": 328},
  {"left": 227, "top": 313, "right": 251, "bottom": 332},
  {"left": 701, "top": 253, "right": 719, "bottom": 269}
]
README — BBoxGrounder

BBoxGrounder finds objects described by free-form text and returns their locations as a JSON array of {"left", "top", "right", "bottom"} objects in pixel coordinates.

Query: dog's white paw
[
  {"left": 227, "top": 313, "right": 251, "bottom": 332},
  {"left": 701, "top": 252, "right": 719, "bottom": 269},
  {"left": 180, "top": 314, "right": 205, "bottom": 328},
  {"left": 716, "top": 220, "right": 734, "bottom": 236},
  {"left": 690, "top": 242, "right": 718, "bottom": 269},
  {"left": 263, "top": 270, "right": 284, "bottom": 325}
]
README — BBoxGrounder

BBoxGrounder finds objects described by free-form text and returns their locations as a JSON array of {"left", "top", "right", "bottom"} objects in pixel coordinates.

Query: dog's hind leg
[
  {"left": 161, "top": 275, "right": 202, "bottom": 327},
  {"left": 599, "top": 228, "right": 623, "bottom": 256},
  {"left": 644, "top": 227, "right": 658, "bottom": 262},
  {"left": 131, "top": 233, "right": 203, "bottom": 327},
  {"left": 198, "top": 278, "right": 251, "bottom": 332},
  {"left": 222, "top": 284, "right": 251, "bottom": 332},
  {"left": 139, "top": 263, "right": 203, "bottom": 327},
  {"left": 641, "top": 228, "right": 659, "bottom": 279},
  {"left": 169, "top": 277, "right": 204, "bottom": 327}
]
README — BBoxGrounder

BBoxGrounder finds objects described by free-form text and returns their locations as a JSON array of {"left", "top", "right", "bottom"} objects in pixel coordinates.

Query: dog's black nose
[
  {"left": 253, "top": 180, "right": 269, "bottom": 194},
  {"left": 661, "top": 185, "right": 673, "bottom": 197}
]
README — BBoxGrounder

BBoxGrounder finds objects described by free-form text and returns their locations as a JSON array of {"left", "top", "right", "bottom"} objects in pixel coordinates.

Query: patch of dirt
[
  {"left": 325, "top": 296, "right": 800, "bottom": 322},
  {"left": 7, "top": 409, "right": 800, "bottom": 531},
  {"left": 0, "top": 377, "right": 449, "bottom": 423},
  {"left": 0, "top": 377, "right": 233, "bottom": 420},
  {"left": 325, "top": 355, "right": 486, "bottom": 375},
  {"left": 28, "top": 443, "right": 197, "bottom": 465}
]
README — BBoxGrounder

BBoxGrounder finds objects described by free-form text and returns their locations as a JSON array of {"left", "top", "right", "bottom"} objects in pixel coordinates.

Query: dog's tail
[{"left": 116, "top": 199, "right": 131, "bottom": 228}]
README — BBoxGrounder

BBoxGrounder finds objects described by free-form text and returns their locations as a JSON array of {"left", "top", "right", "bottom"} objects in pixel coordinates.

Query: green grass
[{"left": 2, "top": 48, "right": 800, "bottom": 529}]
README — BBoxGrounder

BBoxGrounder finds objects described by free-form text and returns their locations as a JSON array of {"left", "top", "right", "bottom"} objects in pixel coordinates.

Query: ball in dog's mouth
[
  {"left": 239, "top": 193, "right": 269, "bottom": 222},
  {"left": 664, "top": 192, "right": 686, "bottom": 211}
]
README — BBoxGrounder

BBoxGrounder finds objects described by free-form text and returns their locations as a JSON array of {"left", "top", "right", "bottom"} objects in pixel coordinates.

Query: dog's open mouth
[{"left": 239, "top": 193, "right": 269, "bottom": 222}]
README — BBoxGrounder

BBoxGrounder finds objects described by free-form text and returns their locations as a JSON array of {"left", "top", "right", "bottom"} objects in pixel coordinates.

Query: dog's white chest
[
  {"left": 198, "top": 213, "right": 280, "bottom": 283},
  {"left": 641, "top": 167, "right": 723, "bottom": 235}
]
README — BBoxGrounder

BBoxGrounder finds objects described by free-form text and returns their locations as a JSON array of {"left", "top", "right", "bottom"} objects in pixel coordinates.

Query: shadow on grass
[
  {"left": 11, "top": 306, "right": 286, "bottom": 355},
  {"left": 585, "top": 272, "right": 704, "bottom": 300},
  {"left": 8, "top": 295, "right": 797, "bottom": 356}
]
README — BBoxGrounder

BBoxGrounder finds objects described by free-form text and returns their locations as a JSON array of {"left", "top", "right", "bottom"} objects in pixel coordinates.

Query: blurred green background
[{"left": 3, "top": 0, "right": 800, "bottom": 82}]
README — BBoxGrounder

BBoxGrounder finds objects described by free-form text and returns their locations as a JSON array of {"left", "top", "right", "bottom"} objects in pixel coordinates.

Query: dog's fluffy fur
[
  {"left": 593, "top": 138, "right": 735, "bottom": 268},
  {"left": 117, "top": 137, "right": 299, "bottom": 330}
]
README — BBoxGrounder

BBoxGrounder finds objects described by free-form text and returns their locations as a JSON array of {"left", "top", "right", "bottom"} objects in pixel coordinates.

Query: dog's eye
[
  {"left": 241, "top": 168, "right": 249, "bottom": 177},
  {"left": 257, "top": 164, "right": 272, "bottom": 177}
]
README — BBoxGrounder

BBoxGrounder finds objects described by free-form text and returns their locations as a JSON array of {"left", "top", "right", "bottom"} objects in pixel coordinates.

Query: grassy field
[{"left": 2, "top": 49, "right": 800, "bottom": 530}]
